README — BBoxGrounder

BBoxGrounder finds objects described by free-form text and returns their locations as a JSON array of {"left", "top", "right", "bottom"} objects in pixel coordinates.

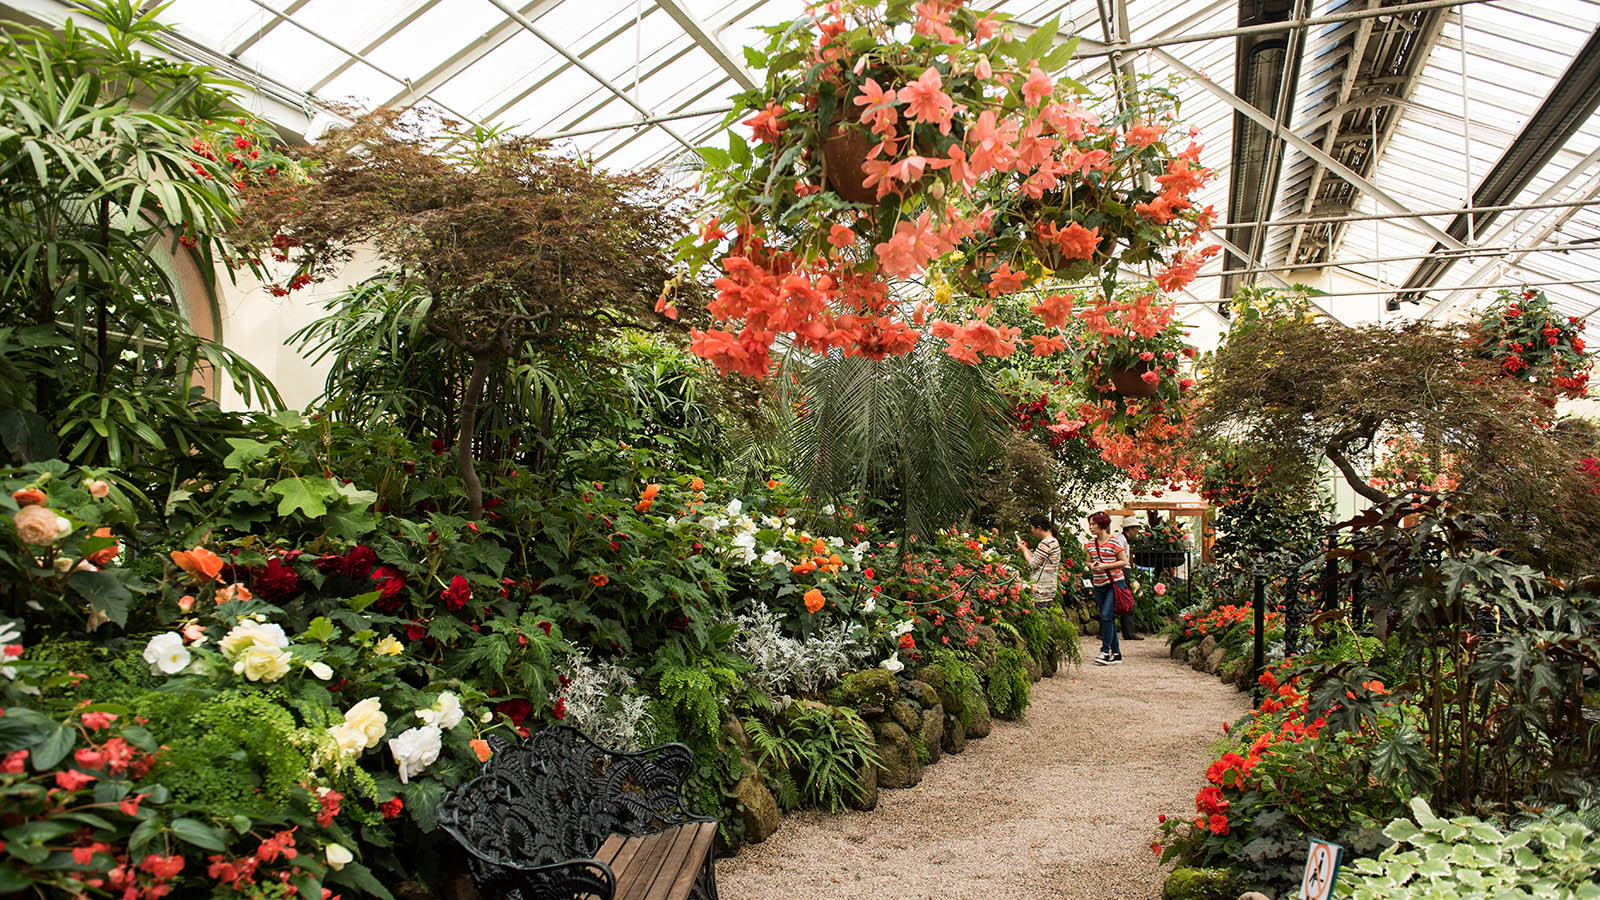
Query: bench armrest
[{"left": 603, "top": 741, "right": 717, "bottom": 835}]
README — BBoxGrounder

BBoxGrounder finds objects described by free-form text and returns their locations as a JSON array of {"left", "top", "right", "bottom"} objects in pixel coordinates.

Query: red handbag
[{"left": 1095, "top": 539, "right": 1136, "bottom": 615}]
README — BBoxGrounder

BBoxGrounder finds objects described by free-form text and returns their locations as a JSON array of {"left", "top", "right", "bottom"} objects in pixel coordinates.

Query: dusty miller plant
[
  {"left": 727, "top": 604, "right": 869, "bottom": 698},
  {"left": 559, "top": 652, "right": 653, "bottom": 751}
]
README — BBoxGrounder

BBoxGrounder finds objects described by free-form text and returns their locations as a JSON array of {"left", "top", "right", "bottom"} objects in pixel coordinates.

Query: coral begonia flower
[
  {"left": 986, "top": 264, "right": 1027, "bottom": 296},
  {"left": 1030, "top": 292, "right": 1075, "bottom": 328},
  {"left": 803, "top": 588, "right": 825, "bottom": 614},
  {"left": 1022, "top": 64, "right": 1054, "bottom": 107},
  {"left": 171, "top": 547, "right": 224, "bottom": 582},
  {"left": 1140, "top": 370, "right": 1162, "bottom": 385},
  {"left": 11, "top": 488, "right": 45, "bottom": 507},
  {"left": 742, "top": 103, "right": 787, "bottom": 144},
  {"left": 469, "top": 739, "right": 492, "bottom": 762},
  {"left": 1028, "top": 334, "right": 1067, "bottom": 356},
  {"left": 690, "top": 477, "right": 704, "bottom": 491},
  {"left": 853, "top": 78, "right": 898, "bottom": 128},
  {"left": 1054, "top": 222, "right": 1100, "bottom": 260},
  {"left": 898, "top": 67, "right": 954, "bottom": 133},
  {"left": 828, "top": 223, "right": 856, "bottom": 250},
  {"left": 1125, "top": 123, "right": 1164, "bottom": 148},
  {"left": 589, "top": 573, "right": 608, "bottom": 588}
]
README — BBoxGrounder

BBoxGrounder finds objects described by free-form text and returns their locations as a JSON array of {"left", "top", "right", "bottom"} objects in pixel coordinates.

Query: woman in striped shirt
[
  {"left": 1086, "top": 511, "right": 1129, "bottom": 665},
  {"left": 1015, "top": 514, "right": 1061, "bottom": 603}
]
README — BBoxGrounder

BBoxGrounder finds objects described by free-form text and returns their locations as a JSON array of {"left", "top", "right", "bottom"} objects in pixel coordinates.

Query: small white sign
[{"left": 1300, "top": 840, "right": 1343, "bottom": 900}]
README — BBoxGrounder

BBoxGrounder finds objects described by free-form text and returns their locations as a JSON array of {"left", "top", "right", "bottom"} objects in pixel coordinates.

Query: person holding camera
[{"left": 1086, "top": 511, "right": 1129, "bottom": 665}]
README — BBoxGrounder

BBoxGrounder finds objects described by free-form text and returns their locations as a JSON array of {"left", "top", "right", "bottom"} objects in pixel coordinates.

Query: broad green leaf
[
  {"left": 222, "top": 438, "right": 274, "bottom": 470},
  {"left": 270, "top": 477, "right": 331, "bottom": 518},
  {"left": 170, "top": 817, "right": 228, "bottom": 852},
  {"left": 68, "top": 570, "right": 133, "bottom": 627},
  {"left": 27, "top": 723, "right": 75, "bottom": 770}
]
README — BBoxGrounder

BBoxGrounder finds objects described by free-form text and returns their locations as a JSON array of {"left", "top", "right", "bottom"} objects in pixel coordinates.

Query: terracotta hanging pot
[
  {"left": 1108, "top": 364, "right": 1159, "bottom": 397},
  {"left": 821, "top": 118, "right": 877, "bottom": 205}
]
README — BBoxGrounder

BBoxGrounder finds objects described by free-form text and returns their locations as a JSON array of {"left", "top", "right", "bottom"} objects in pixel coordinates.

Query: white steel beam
[
  {"left": 382, "top": 0, "right": 565, "bottom": 110},
  {"left": 483, "top": 0, "right": 697, "bottom": 150},
  {"left": 229, "top": 0, "right": 310, "bottom": 56},
  {"left": 310, "top": 0, "right": 446, "bottom": 94},
  {"left": 1152, "top": 46, "right": 1467, "bottom": 251},
  {"left": 656, "top": 0, "right": 758, "bottom": 91}
]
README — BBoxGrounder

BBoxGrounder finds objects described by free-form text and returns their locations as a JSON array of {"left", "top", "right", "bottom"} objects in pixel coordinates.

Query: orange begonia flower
[
  {"left": 469, "top": 739, "right": 492, "bottom": 762},
  {"left": 171, "top": 547, "right": 223, "bottom": 582},
  {"left": 803, "top": 589, "right": 825, "bottom": 614}
]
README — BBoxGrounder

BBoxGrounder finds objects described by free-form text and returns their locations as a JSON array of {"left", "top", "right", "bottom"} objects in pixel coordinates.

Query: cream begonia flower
[
  {"left": 12, "top": 505, "right": 59, "bottom": 545},
  {"left": 218, "top": 620, "right": 289, "bottom": 660},
  {"left": 325, "top": 843, "right": 353, "bottom": 871},
  {"left": 342, "top": 698, "right": 388, "bottom": 750},
  {"left": 233, "top": 644, "right": 292, "bottom": 682},
  {"left": 373, "top": 636, "right": 404, "bottom": 656}
]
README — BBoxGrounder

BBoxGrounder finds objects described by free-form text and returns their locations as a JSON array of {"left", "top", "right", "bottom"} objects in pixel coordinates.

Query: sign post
[{"left": 1300, "top": 840, "right": 1343, "bottom": 900}]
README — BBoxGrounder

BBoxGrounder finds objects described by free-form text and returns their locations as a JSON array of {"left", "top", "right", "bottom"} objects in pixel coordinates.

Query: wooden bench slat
[
  {"left": 595, "top": 833, "right": 628, "bottom": 867},
  {"left": 613, "top": 830, "right": 678, "bottom": 900},
  {"left": 662, "top": 822, "right": 718, "bottom": 900},
  {"left": 635, "top": 825, "right": 706, "bottom": 900},
  {"left": 617, "top": 829, "right": 686, "bottom": 900}
]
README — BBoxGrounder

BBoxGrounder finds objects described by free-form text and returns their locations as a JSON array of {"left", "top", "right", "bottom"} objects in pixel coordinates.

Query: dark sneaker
[
  {"left": 1106, "top": 654, "right": 1124, "bottom": 665},
  {"left": 1093, "top": 652, "right": 1112, "bottom": 665}
]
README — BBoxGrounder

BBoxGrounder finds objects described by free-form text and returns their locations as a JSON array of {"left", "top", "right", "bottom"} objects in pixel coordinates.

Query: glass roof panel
[{"left": 17, "top": 0, "right": 1600, "bottom": 325}]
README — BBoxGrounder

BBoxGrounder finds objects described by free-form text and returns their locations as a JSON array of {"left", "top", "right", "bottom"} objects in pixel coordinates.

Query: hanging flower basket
[
  {"left": 820, "top": 118, "right": 878, "bottom": 204},
  {"left": 1108, "top": 363, "right": 1159, "bottom": 397}
]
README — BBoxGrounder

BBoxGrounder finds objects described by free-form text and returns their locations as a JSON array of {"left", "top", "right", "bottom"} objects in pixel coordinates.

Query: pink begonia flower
[
  {"left": 898, "top": 67, "right": 955, "bottom": 134},
  {"left": 1022, "top": 65, "right": 1054, "bottom": 106}
]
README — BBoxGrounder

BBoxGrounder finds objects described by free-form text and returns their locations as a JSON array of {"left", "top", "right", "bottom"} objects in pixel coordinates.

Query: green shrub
[
  {"left": 919, "top": 652, "right": 983, "bottom": 729},
  {"left": 984, "top": 646, "right": 1032, "bottom": 719},
  {"left": 744, "top": 705, "right": 880, "bottom": 813},
  {"left": 1338, "top": 798, "right": 1600, "bottom": 899},
  {"left": 1161, "top": 866, "right": 1243, "bottom": 900}
]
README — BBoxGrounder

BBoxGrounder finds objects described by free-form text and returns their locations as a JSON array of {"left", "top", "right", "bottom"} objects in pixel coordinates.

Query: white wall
[{"left": 213, "top": 248, "right": 385, "bottom": 412}]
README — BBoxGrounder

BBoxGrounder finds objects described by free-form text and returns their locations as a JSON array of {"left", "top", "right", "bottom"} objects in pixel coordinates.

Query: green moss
[
  {"left": 837, "top": 669, "right": 897, "bottom": 709},
  {"left": 918, "top": 652, "right": 982, "bottom": 729},
  {"left": 1161, "top": 867, "right": 1244, "bottom": 900}
]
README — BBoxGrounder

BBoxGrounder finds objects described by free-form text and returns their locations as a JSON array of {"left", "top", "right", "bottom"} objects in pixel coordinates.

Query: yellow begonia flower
[{"left": 374, "top": 635, "right": 404, "bottom": 656}]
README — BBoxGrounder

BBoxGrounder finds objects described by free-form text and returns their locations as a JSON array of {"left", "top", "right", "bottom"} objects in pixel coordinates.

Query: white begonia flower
[
  {"left": 308, "top": 661, "right": 334, "bottom": 680},
  {"left": 328, "top": 723, "right": 370, "bottom": 759},
  {"left": 54, "top": 516, "right": 73, "bottom": 539},
  {"left": 822, "top": 504, "right": 835, "bottom": 516},
  {"left": 861, "top": 595, "right": 877, "bottom": 614},
  {"left": 233, "top": 644, "right": 292, "bottom": 682},
  {"left": 417, "top": 691, "right": 464, "bottom": 730},
  {"left": 880, "top": 652, "right": 904, "bottom": 674},
  {"left": 480, "top": 710, "right": 494, "bottom": 724},
  {"left": 0, "top": 623, "right": 20, "bottom": 644},
  {"left": 218, "top": 620, "right": 289, "bottom": 660},
  {"left": 763, "top": 515, "right": 782, "bottom": 529},
  {"left": 325, "top": 843, "right": 353, "bottom": 871},
  {"left": 142, "top": 632, "right": 191, "bottom": 676},
  {"left": 730, "top": 531, "right": 758, "bottom": 565},
  {"left": 342, "top": 698, "right": 388, "bottom": 750},
  {"left": 785, "top": 517, "right": 796, "bottom": 526},
  {"left": 760, "top": 549, "right": 786, "bottom": 567},
  {"left": 725, "top": 498, "right": 743, "bottom": 516},
  {"left": 889, "top": 620, "right": 915, "bottom": 638},
  {"left": 389, "top": 724, "right": 442, "bottom": 784}
]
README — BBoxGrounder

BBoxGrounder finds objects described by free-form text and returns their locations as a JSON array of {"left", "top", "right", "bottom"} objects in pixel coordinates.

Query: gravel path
[{"left": 717, "top": 634, "right": 1253, "bottom": 900}]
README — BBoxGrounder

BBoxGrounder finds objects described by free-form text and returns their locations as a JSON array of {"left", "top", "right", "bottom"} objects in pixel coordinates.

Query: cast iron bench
[{"left": 438, "top": 726, "right": 719, "bottom": 900}]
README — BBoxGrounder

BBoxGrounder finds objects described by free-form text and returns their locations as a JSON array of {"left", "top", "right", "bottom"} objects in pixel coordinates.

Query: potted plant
[
  {"left": 1469, "top": 285, "right": 1593, "bottom": 401},
  {"left": 673, "top": 0, "right": 1217, "bottom": 380}
]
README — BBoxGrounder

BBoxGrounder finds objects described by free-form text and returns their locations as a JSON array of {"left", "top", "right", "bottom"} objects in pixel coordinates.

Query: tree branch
[{"left": 1326, "top": 430, "right": 1393, "bottom": 506}]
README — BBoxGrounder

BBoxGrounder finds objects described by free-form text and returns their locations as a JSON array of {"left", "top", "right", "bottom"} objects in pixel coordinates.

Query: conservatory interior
[{"left": 2, "top": 0, "right": 1599, "bottom": 898}]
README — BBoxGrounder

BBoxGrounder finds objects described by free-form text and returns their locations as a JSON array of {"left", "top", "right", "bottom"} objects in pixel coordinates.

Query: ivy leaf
[
  {"left": 222, "top": 438, "right": 275, "bottom": 471},
  {"left": 270, "top": 477, "right": 331, "bottom": 518}
]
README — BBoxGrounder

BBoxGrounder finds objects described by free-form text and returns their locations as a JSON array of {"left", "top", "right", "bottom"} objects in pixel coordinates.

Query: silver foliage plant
[
  {"left": 727, "top": 603, "right": 872, "bottom": 698},
  {"left": 559, "top": 652, "right": 653, "bottom": 751}
]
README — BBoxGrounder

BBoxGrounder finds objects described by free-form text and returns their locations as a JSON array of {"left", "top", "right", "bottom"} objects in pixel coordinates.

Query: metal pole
[
  {"left": 1171, "top": 277, "right": 1600, "bottom": 304},
  {"left": 1214, "top": 241, "right": 1599, "bottom": 278},
  {"left": 1252, "top": 564, "right": 1267, "bottom": 707},
  {"left": 1210, "top": 198, "right": 1600, "bottom": 231},
  {"left": 1075, "top": 0, "right": 1493, "bottom": 59}
]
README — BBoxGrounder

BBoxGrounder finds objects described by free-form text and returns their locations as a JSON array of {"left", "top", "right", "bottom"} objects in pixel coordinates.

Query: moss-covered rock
[
  {"left": 889, "top": 699, "right": 921, "bottom": 734},
  {"left": 966, "top": 689, "right": 992, "bottom": 739},
  {"left": 901, "top": 679, "right": 940, "bottom": 709},
  {"left": 838, "top": 669, "right": 898, "bottom": 709},
  {"left": 733, "top": 772, "right": 779, "bottom": 844},
  {"left": 846, "top": 757, "right": 878, "bottom": 811},
  {"left": 871, "top": 720, "right": 922, "bottom": 788},
  {"left": 942, "top": 713, "right": 967, "bottom": 754},
  {"left": 919, "top": 702, "right": 944, "bottom": 765},
  {"left": 1161, "top": 867, "right": 1244, "bottom": 900}
]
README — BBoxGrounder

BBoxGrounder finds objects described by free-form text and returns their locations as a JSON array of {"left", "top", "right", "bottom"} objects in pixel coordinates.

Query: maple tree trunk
[{"left": 457, "top": 354, "right": 490, "bottom": 521}]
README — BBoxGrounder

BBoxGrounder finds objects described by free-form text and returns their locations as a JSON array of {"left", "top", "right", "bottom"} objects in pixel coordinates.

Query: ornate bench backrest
[{"left": 437, "top": 726, "right": 702, "bottom": 870}]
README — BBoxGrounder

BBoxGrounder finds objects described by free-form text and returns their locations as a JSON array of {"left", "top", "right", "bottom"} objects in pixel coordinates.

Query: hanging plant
[
  {"left": 672, "top": 0, "right": 1217, "bottom": 381},
  {"left": 1469, "top": 286, "right": 1592, "bottom": 401}
]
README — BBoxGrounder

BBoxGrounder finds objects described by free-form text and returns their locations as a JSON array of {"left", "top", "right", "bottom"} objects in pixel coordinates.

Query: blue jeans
[{"left": 1095, "top": 582, "right": 1122, "bottom": 657}]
